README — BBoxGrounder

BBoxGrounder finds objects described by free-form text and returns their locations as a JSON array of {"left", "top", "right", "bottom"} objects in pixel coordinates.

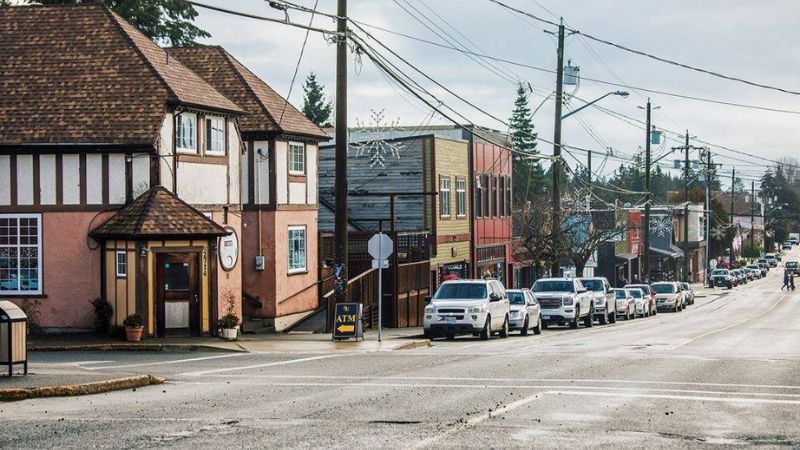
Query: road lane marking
[
  {"left": 671, "top": 294, "right": 788, "bottom": 350},
  {"left": 84, "top": 352, "right": 248, "bottom": 370},
  {"left": 542, "top": 390, "right": 800, "bottom": 406},
  {"left": 177, "top": 354, "right": 342, "bottom": 377}
]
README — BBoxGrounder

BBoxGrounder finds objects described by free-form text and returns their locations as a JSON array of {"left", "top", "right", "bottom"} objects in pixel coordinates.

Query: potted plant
[
  {"left": 218, "top": 290, "right": 240, "bottom": 340},
  {"left": 90, "top": 297, "right": 113, "bottom": 333},
  {"left": 122, "top": 314, "right": 144, "bottom": 342}
]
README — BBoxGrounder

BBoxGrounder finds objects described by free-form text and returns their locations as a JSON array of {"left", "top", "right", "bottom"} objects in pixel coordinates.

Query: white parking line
[
  {"left": 84, "top": 352, "right": 247, "bottom": 370},
  {"left": 542, "top": 390, "right": 800, "bottom": 406},
  {"left": 177, "top": 353, "right": 343, "bottom": 377},
  {"left": 671, "top": 293, "right": 787, "bottom": 350}
]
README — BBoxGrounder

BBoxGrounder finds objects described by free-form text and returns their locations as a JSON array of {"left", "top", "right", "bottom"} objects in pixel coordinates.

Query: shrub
[{"left": 123, "top": 314, "right": 144, "bottom": 328}]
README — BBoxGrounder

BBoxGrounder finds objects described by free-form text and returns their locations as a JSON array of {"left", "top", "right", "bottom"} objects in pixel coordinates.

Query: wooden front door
[{"left": 156, "top": 252, "right": 200, "bottom": 337}]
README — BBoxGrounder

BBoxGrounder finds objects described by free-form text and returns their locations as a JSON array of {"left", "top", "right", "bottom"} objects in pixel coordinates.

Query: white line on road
[
  {"left": 83, "top": 352, "right": 248, "bottom": 370},
  {"left": 177, "top": 354, "right": 343, "bottom": 377},
  {"left": 671, "top": 293, "right": 787, "bottom": 350},
  {"left": 542, "top": 390, "right": 800, "bottom": 406}
]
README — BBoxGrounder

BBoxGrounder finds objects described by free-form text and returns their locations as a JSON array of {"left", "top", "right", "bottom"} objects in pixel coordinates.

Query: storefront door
[{"left": 156, "top": 253, "right": 200, "bottom": 337}]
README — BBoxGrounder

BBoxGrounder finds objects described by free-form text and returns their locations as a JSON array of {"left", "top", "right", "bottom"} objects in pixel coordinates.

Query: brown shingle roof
[
  {"left": 167, "top": 46, "right": 329, "bottom": 140},
  {"left": 91, "top": 186, "right": 228, "bottom": 239},
  {"left": 0, "top": 4, "right": 241, "bottom": 147}
]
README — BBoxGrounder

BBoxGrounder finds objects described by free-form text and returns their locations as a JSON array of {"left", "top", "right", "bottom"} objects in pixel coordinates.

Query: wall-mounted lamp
[{"left": 139, "top": 246, "right": 148, "bottom": 257}]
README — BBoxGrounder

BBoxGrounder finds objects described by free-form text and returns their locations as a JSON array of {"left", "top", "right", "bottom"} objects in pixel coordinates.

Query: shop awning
[
  {"left": 615, "top": 252, "right": 639, "bottom": 261},
  {"left": 90, "top": 186, "right": 229, "bottom": 240},
  {"left": 650, "top": 245, "right": 684, "bottom": 258}
]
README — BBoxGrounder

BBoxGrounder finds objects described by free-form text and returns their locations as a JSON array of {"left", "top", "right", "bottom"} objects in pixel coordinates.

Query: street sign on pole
[{"left": 368, "top": 233, "right": 393, "bottom": 343}]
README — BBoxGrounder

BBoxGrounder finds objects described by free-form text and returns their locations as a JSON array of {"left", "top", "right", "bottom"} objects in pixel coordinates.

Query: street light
[{"left": 562, "top": 91, "right": 629, "bottom": 120}]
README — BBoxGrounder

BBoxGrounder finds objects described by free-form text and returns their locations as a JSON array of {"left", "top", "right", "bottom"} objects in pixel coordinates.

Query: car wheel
[
  {"left": 673, "top": 302, "right": 679, "bottom": 312},
  {"left": 424, "top": 330, "right": 436, "bottom": 340},
  {"left": 479, "top": 316, "right": 491, "bottom": 340},
  {"left": 541, "top": 320, "right": 548, "bottom": 330},
  {"left": 499, "top": 316, "right": 509, "bottom": 338},
  {"left": 445, "top": 333, "right": 455, "bottom": 341},
  {"left": 609, "top": 310, "right": 617, "bottom": 323},
  {"left": 583, "top": 310, "right": 594, "bottom": 328},
  {"left": 624, "top": 308, "right": 630, "bottom": 320},
  {"left": 599, "top": 311, "right": 608, "bottom": 325},
  {"left": 570, "top": 307, "right": 580, "bottom": 329},
  {"left": 533, "top": 316, "right": 542, "bottom": 335},
  {"left": 520, "top": 316, "right": 529, "bottom": 336}
]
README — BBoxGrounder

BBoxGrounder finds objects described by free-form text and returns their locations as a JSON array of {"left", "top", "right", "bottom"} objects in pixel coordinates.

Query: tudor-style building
[
  {"left": 0, "top": 4, "right": 245, "bottom": 336},
  {"left": 167, "top": 46, "right": 330, "bottom": 331}
]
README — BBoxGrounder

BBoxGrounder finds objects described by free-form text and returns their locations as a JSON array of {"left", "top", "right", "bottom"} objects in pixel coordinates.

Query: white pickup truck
[
  {"left": 531, "top": 278, "right": 593, "bottom": 329},
  {"left": 578, "top": 277, "right": 617, "bottom": 325}
]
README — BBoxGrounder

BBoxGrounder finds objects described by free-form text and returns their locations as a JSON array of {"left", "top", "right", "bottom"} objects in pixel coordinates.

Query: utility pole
[
  {"left": 551, "top": 18, "right": 565, "bottom": 277},
  {"left": 682, "top": 131, "right": 690, "bottom": 282},
  {"left": 750, "top": 181, "right": 755, "bottom": 255},
  {"left": 642, "top": 99, "right": 652, "bottom": 282},
  {"left": 333, "top": 0, "right": 349, "bottom": 303},
  {"left": 729, "top": 167, "right": 735, "bottom": 267},
  {"left": 704, "top": 150, "right": 712, "bottom": 287},
  {"left": 587, "top": 150, "right": 592, "bottom": 194}
]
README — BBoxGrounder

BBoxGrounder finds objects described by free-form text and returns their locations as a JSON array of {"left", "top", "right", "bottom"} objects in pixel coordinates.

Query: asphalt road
[{"left": 4, "top": 252, "right": 800, "bottom": 449}]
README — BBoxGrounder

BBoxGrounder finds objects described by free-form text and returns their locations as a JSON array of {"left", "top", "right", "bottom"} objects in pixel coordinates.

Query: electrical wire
[{"left": 278, "top": 0, "right": 319, "bottom": 125}]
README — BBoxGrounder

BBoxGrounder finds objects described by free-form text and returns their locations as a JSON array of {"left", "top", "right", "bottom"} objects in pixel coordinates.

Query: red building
[{"left": 470, "top": 141, "right": 513, "bottom": 285}]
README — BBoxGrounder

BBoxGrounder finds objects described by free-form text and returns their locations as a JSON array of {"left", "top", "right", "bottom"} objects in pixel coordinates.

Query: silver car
[
  {"left": 680, "top": 282, "right": 695, "bottom": 305},
  {"left": 614, "top": 288, "right": 636, "bottom": 320},
  {"left": 507, "top": 289, "right": 542, "bottom": 335}
]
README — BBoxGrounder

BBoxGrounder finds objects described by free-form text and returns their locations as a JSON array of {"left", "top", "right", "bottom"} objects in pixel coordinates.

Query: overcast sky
[{"left": 191, "top": 0, "right": 800, "bottom": 183}]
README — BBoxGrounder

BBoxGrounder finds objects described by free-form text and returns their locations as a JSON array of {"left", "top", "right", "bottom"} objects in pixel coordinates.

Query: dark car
[
  {"left": 710, "top": 269, "right": 734, "bottom": 289},
  {"left": 787, "top": 261, "right": 799, "bottom": 275}
]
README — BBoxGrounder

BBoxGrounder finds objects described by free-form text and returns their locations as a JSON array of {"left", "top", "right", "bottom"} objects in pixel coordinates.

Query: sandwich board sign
[{"left": 332, "top": 302, "right": 363, "bottom": 341}]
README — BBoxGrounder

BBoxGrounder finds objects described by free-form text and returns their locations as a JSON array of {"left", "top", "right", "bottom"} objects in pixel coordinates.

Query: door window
[{"left": 164, "top": 262, "right": 190, "bottom": 290}]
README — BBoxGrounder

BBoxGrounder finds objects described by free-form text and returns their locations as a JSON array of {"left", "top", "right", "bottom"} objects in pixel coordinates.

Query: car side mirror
[
  {"left": 424, "top": 296, "right": 432, "bottom": 304},
  {"left": 489, "top": 293, "right": 501, "bottom": 302}
]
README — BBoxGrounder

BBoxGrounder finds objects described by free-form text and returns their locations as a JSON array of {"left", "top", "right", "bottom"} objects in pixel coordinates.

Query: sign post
[{"left": 368, "top": 232, "right": 393, "bottom": 342}]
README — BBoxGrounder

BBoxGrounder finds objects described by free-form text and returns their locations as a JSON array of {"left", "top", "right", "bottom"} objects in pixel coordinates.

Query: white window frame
[
  {"left": 0, "top": 213, "right": 43, "bottom": 295},
  {"left": 288, "top": 142, "right": 306, "bottom": 175},
  {"left": 176, "top": 113, "right": 197, "bottom": 153},
  {"left": 205, "top": 116, "right": 226, "bottom": 156},
  {"left": 456, "top": 178, "right": 466, "bottom": 218},
  {"left": 288, "top": 225, "right": 307, "bottom": 273},
  {"left": 115, "top": 251, "right": 127, "bottom": 278},
  {"left": 439, "top": 177, "right": 451, "bottom": 218}
]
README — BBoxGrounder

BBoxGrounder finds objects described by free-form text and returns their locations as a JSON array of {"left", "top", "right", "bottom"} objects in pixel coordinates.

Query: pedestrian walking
[
  {"left": 791, "top": 272, "right": 796, "bottom": 291},
  {"left": 782, "top": 270, "right": 790, "bottom": 290}
]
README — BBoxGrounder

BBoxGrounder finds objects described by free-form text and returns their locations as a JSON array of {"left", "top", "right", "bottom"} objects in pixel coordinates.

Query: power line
[
  {"left": 487, "top": 0, "right": 800, "bottom": 97},
  {"left": 278, "top": 0, "right": 319, "bottom": 125}
]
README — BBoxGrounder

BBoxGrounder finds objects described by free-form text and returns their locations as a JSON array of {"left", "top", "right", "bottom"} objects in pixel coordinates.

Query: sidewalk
[{"left": 28, "top": 327, "right": 429, "bottom": 354}]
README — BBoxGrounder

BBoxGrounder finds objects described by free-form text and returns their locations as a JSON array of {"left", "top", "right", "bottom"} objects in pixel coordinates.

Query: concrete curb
[
  {"left": 393, "top": 339, "right": 431, "bottom": 350},
  {"left": 29, "top": 343, "right": 248, "bottom": 353},
  {"left": 0, "top": 375, "right": 164, "bottom": 402}
]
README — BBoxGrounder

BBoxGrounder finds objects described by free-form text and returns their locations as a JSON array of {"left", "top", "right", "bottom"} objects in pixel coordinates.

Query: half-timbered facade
[
  {"left": 168, "top": 46, "right": 329, "bottom": 331},
  {"left": 0, "top": 4, "right": 244, "bottom": 336}
]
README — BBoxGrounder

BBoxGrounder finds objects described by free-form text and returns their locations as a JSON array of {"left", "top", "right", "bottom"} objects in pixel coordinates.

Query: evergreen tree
[
  {"left": 35, "top": 0, "right": 210, "bottom": 46},
  {"left": 301, "top": 72, "right": 333, "bottom": 127},
  {"left": 509, "top": 83, "right": 545, "bottom": 206}
]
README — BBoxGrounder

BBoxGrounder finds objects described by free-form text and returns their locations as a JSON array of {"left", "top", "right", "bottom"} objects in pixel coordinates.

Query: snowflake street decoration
[
  {"left": 350, "top": 109, "right": 405, "bottom": 168},
  {"left": 649, "top": 215, "right": 673, "bottom": 238},
  {"left": 711, "top": 225, "right": 726, "bottom": 241}
]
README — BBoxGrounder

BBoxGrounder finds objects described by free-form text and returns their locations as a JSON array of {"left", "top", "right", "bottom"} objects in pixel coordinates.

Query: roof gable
[{"left": 167, "top": 46, "right": 328, "bottom": 140}]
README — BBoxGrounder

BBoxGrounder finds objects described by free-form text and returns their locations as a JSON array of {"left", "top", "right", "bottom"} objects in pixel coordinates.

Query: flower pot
[
  {"left": 221, "top": 328, "right": 238, "bottom": 340},
  {"left": 125, "top": 326, "right": 144, "bottom": 342}
]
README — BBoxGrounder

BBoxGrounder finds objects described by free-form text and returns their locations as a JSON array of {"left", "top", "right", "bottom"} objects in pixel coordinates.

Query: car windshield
[
  {"left": 787, "top": 262, "right": 798, "bottom": 267},
  {"left": 682, "top": 283, "right": 690, "bottom": 289},
  {"left": 580, "top": 279, "right": 604, "bottom": 291},
  {"left": 712, "top": 269, "right": 728, "bottom": 275},
  {"left": 507, "top": 292, "right": 526, "bottom": 305},
  {"left": 433, "top": 283, "right": 486, "bottom": 300},
  {"left": 629, "top": 290, "right": 642, "bottom": 298},
  {"left": 652, "top": 284, "right": 676, "bottom": 294},
  {"left": 615, "top": 290, "right": 626, "bottom": 298},
  {"left": 766, "top": 255, "right": 776, "bottom": 259},
  {"left": 532, "top": 280, "right": 574, "bottom": 293},
  {"left": 624, "top": 284, "right": 650, "bottom": 294}
]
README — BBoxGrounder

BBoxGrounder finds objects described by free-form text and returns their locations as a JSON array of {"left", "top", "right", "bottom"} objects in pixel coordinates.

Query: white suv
[
  {"left": 531, "top": 278, "right": 593, "bottom": 329},
  {"left": 423, "top": 279, "right": 511, "bottom": 340}
]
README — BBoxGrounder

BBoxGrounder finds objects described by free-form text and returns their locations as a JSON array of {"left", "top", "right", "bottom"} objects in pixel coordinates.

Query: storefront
[
  {"left": 438, "top": 261, "right": 469, "bottom": 283},
  {"left": 475, "top": 244, "right": 507, "bottom": 284}
]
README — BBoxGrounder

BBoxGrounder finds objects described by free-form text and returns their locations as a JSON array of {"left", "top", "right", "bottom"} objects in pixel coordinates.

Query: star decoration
[
  {"left": 711, "top": 225, "right": 726, "bottom": 241},
  {"left": 649, "top": 214, "right": 673, "bottom": 238},
  {"left": 350, "top": 109, "right": 405, "bottom": 168}
]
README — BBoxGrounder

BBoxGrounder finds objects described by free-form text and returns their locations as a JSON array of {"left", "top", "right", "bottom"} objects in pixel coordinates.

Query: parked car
[
  {"left": 423, "top": 279, "right": 510, "bottom": 340},
  {"left": 745, "top": 265, "right": 763, "bottom": 279},
  {"left": 790, "top": 233, "right": 800, "bottom": 245},
  {"left": 711, "top": 269, "right": 736, "bottom": 288},
  {"left": 652, "top": 282, "right": 684, "bottom": 312},
  {"left": 531, "top": 278, "right": 593, "bottom": 329},
  {"left": 786, "top": 261, "right": 799, "bottom": 275},
  {"left": 757, "top": 260, "right": 770, "bottom": 273},
  {"left": 765, "top": 254, "right": 778, "bottom": 267},
  {"left": 784, "top": 241, "right": 793, "bottom": 250},
  {"left": 578, "top": 277, "right": 617, "bottom": 325},
  {"left": 507, "top": 289, "right": 542, "bottom": 336},
  {"left": 731, "top": 269, "right": 747, "bottom": 285},
  {"left": 775, "top": 252, "right": 783, "bottom": 262},
  {"left": 628, "top": 288, "right": 651, "bottom": 318},
  {"left": 742, "top": 268, "right": 755, "bottom": 281},
  {"left": 625, "top": 284, "right": 657, "bottom": 316},
  {"left": 681, "top": 282, "right": 695, "bottom": 305},
  {"left": 614, "top": 288, "right": 636, "bottom": 320}
]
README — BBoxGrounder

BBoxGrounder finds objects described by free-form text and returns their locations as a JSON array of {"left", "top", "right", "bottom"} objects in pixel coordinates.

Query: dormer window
[
  {"left": 289, "top": 142, "right": 305, "bottom": 175},
  {"left": 205, "top": 116, "right": 225, "bottom": 155},
  {"left": 176, "top": 113, "right": 197, "bottom": 153}
]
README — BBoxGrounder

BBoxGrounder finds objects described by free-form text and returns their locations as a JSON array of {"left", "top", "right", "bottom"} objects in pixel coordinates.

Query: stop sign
[{"left": 368, "top": 233, "right": 393, "bottom": 260}]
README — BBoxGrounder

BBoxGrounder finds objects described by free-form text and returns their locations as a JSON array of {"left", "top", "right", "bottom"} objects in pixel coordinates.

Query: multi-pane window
[
  {"left": 288, "top": 226, "right": 307, "bottom": 273},
  {"left": 499, "top": 177, "right": 505, "bottom": 216},
  {"left": 474, "top": 175, "right": 483, "bottom": 218},
  {"left": 115, "top": 251, "right": 127, "bottom": 278},
  {"left": 176, "top": 113, "right": 197, "bottom": 152},
  {"left": 491, "top": 176, "right": 498, "bottom": 217},
  {"left": 456, "top": 179, "right": 466, "bottom": 217},
  {"left": 0, "top": 214, "right": 42, "bottom": 295},
  {"left": 289, "top": 142, "right": 305, "bottom": 174},
  {"left": 482, "top": 174, "right": 490, "bottom": 217},
  {"left": 205, "top": 116, "right": 225, "bottom": 155},
  {"left": 505, "top": 176, "right": 512, "bottom": 216},
  {"left": 439, "top": 177, "right": 451, "bottom": 218}
]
